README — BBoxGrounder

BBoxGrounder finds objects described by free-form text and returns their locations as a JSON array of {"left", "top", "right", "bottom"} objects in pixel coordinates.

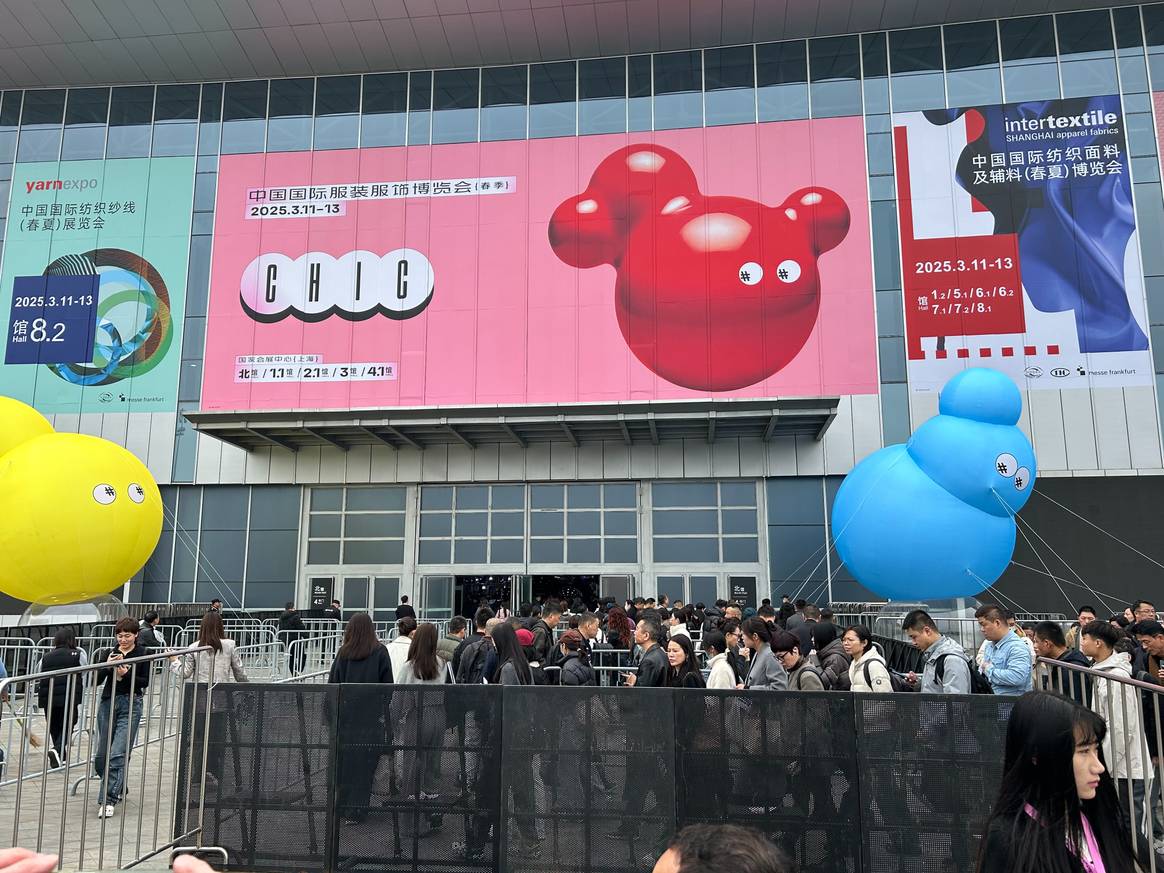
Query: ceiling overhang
[
  {"left": 184, "top": 397, "right": 840, "bottom": 453},
  {"left": 0, "top": 0, "right": 1139, "bottom": 89}
]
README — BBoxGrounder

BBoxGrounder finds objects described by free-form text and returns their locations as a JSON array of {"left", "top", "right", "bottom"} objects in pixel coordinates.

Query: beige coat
[{"left": 174, "top": 639, "right": 248, "bottom": 684}]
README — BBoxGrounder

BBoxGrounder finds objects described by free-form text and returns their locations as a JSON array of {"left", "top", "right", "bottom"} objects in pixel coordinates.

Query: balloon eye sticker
[
  {"left": 128, "top": 483, "right": 145, "bottom": 504},
  {"left": 995, "top": 453, "right": 1017, "bottom": 476},
  {"left": 92, "top": 484, "right": 117, "bottom": 505},
  {"left": 1013, "top": 467, "right": 1030, "bottom": 491}
]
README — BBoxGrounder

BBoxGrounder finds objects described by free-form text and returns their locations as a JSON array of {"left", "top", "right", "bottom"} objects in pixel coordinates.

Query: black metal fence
[{"left": 177, "top": 685, "right": 1016, "bottom": 872}]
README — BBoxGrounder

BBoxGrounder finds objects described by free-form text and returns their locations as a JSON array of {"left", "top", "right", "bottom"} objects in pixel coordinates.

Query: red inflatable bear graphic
[{"left": 549, "top": 145, "right": 850, "bottom": 391}]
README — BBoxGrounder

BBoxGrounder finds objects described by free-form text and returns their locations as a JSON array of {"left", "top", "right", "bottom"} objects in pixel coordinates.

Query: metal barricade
[
  {"left": 283, "top": 634, "right": 344, "bottom": 679},
  {"left": 0, "top": 647, "right": 218, "bottom": 871},
  {"left": 1040, "top": 655, "right": 1164, "bottom": 868},
  {"left": 173, "top": 626, "right": 278, "bottom": 653}
]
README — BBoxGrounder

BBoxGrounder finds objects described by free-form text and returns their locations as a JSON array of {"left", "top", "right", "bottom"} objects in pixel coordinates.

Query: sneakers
[
  {"left": 97, "top": 804, "right": 115, "bottom": 819},
  {"left": 46, "top": 749, "right": 62, "bottom": 770}
]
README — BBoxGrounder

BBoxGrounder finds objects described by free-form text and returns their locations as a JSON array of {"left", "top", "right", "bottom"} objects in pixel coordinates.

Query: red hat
[{"left": 516, "top": 629, "right": 535, "bottom": 647}]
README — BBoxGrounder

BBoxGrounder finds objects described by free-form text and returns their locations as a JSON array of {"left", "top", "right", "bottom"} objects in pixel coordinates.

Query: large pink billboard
[{"left": 200, "top": 118, "right": 877, "bottom": 411}]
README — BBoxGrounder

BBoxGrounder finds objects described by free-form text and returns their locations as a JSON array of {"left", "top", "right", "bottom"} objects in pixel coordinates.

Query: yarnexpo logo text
[{"left": 25, "top": 178, "right": 99, "bottom": 193}]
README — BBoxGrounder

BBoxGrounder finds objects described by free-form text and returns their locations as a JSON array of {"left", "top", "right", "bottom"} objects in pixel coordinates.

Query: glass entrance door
[{"left": 420, "top": 574, "right": 455, "bottom": 619}]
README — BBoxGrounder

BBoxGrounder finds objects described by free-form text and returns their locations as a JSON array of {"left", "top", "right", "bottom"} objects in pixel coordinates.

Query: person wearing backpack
[
  {"left": 843, "top": 626, "right": 893, "bottom": 692},
  {"left": 771, "top": 630, "right": 824, "bottom": 691},
  {"left": 901, "top": 609, "right": 973, "bottom": 694},
  {"left": 454, "top": 616, "right": 496, "bottom": 685}
]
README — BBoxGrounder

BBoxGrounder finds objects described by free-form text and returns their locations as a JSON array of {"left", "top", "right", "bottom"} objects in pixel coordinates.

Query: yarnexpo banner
[
  {"left": 200, "top": 118, "right": 876, "bottom": 411},
  {"left": 0, "top": 157, "right": 195, "bottom": 413},
  {"left": 893, "top": 95, "right": 1153, "bottom": 392}
]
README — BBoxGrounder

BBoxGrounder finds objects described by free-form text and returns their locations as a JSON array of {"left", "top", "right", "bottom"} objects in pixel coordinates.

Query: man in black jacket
[
  {"left": 452, "top": 607, "right": 493, "bottom": 679},
  {"left": 137, "top": 612, "right": 165, "bottom": 650},
  {"left": 395, "top": 596, "right": 416, "bottom": 620},
  {"left": 93, "top": 618, "right": 151, "bottom": 817},
  {"left": 528, "top": 604, "right": 561, "bottom": 666},
  {"left": 610, "top": 614, "right": 669, "bottom": 840},
  {"left": 322, "top": 599, "right": 342, "bottom": 621},
  {"left": 279, "top": 603, "right": 307, "bottom": 675}
]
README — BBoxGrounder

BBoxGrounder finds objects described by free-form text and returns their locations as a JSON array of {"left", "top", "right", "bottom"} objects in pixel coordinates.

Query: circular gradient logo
[{"left": 45, "top": 248, "right": 173, "bottom": 387}]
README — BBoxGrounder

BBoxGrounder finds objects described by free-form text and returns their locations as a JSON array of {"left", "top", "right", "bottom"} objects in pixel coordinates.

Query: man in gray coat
[{"left": 902, "top": 609, "right": 971, "bottom": 694}]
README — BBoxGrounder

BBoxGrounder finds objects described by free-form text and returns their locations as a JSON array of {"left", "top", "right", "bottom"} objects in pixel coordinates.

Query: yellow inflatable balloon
[
  {"left": 0, "top": 432, "right": 162, "bottom": 604},
  {"left": 0, "top": 395, "right": 52, "bottom": 459}
]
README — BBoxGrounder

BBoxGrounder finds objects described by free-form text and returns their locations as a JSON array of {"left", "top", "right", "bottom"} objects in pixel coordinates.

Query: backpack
[
  {"left": 792, "top": 663, "right": 825, "bottom": 690},
  {"left": 455, "top": 637, "right": 492, "bottom": 685},
  {"left": 862, "top": 661, "right": 913, "bottom": 693},
  {"left": 935, "top": 653, "right": 994, "bottom": 694}
]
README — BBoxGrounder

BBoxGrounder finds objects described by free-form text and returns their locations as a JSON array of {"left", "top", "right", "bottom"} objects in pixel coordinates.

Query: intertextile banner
[
  {"left": 199, "top": 118, "right": 876, "bottom": 412},
  {"left": 893, "top": 95, "right": 1153, "bottom": 392},
  {"left": 0, "top": 157, "right": 195, "bottom": 413}
]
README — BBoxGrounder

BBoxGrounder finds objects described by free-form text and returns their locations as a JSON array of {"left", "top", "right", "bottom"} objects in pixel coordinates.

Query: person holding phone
[{"left": 93, "top": 617, "right": 151, "bottom": 819}]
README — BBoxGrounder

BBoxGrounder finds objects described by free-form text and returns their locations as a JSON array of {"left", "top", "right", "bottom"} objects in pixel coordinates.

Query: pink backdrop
[{"left": 200, "top": 118, "right": 877, "bottom": 411}]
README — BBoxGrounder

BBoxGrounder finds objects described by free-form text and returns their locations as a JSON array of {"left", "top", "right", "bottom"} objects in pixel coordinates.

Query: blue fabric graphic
[{"left": 925, "top": 95, "right": 1147, "bottom": 354}]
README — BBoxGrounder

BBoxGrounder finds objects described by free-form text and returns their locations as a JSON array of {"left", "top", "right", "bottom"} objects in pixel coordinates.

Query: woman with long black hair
[
  {"left": 328, "top": 614, "right": 393, "bottom": 824},
  {"left": 490, "top": 623, "right": 535, "bottom": 686},
  {"left": 978, "top": 690, "right": 1141, "bottom": 873},
  {"left": 666, "top": 634, "right": 705, "bottom": 688}
]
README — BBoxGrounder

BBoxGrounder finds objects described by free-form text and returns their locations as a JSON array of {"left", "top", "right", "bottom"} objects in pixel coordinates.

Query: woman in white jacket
[
  {"left": 843, "top": 626, "right": 892, "bottom": 693},
  {"left": 702, "top": 630, "right": 736, "bottom": 690}
]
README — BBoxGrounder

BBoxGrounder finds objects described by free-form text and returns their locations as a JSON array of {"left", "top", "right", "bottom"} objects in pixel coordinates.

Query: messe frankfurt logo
[{"left": 239, "top": 250, "right": 435, "bottom": 323}]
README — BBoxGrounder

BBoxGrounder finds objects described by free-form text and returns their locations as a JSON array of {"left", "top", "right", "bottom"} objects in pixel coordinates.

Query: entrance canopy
[{"left": 185, "top": 396, "right": 840, "bottom": 453}]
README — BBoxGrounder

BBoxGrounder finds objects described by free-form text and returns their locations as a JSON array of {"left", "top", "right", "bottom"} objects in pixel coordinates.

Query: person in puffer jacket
[
  {"left": 557, "top": 630, "right": 596, "bottom": 686},
  {"left": 812, "top": 622, "right": 851, "bottom": 690},
  {"left": 844, "top": 626, "right": 892, "bottom": 693}
]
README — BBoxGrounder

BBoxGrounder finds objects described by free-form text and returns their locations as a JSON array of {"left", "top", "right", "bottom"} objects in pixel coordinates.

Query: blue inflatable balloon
[{"left": 832, "top": 368, "right": 1036, "bottom": 601}]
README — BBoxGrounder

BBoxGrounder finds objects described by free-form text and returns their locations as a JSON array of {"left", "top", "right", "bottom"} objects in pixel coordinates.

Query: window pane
[
  {"left": 567, "top": 511, "right": 600, "bottom": 536},
  {"left": 1057, "top": 11, "right": 1117, "bottom": 97},
  {"left": 604, "top": 538, "right": 637, "bottom": 563},
  {"left": 720, "top": 481, "right": 756, "bottom": 506},
  {"left": 432, "top": 68, "right": 479, "bottom": 144},
  {"left": 653, "top": 482, "right": 717, "bottom": 507},
  {"left": 316, "top": 76, "right": 359, "bottom": 115},
  {"left": 312, "top": 487, "right": 343, "bottom": 511},
  {"left": 307, "top": 540, "right": 341, "bottom": 564},
  {"left": 652, "top": 509, "right": 718, "bottom": 535},
  {"left": 567, "top": 538, "right": 600, "bottom": 563},
  {"left": 156, "top": 84, "right": 199, "bottom": 121},
  {"left": 344, "top": 540, "right": 403, "bottom": 564},
  {"left": 757, "top": 40, "right": 809, "bottom": 121},
  {"left": 201, "top": 486, "right": 249, "bottom": 530},
  {"left": 309, "top": 514, "right": 341, "bottom": 537},
  {"left": 705, "top": 45, "right": 755, "bottom": 126},
  {"left": 17, "top": 90, "right": 64, "bottom": 162},
  {"left": 654, "top": 50, "right": 702, "bottom": 129},
  {"left": 481, "top": 65, "right": 527, "bottom": 141},
  {"left": 344, "top": 513, "right": 405, "bottom": 538},
  {"left": 890, "top": 27, "right": 945, "bottom": 110},
  {"left": 491, "top": 485, "right": 524, "bottom": 509},
  {"left": 419, "top": 540, "right": 451, "bottom": 564},
  {"left": 490, "top": 539, "right": 523, "bottom": 563},
  {"left": 246, "top": 530, "right": 299, "bottom": 582},
  {"left": 361, "top": 73, "right": 407, "bottom": 147},
  {"left": 653, "top": 537, "right": 719, "bottom": 562},
  {"left": 604, "top": 483, "right": 636, "bottom": 508},
  {"left": 456, "top": 512, "right": 488, "bottom": 537},
  {"left": 944, "top": 21, "right": 1002, "bottom": 106},
  {"left": 250, "top": 485, "right": 301, "bottom": 529},
  {"left": 604, "top": 511, "right": 636, "bottom": 535},
  {"left": 1000, "top": 16, "right": 1060, "bottom": 102},
  {"left": 222, "top": 80, "right": 268, "bottom": 154},
  {"left": 722, "top": 509, "right": 758, "bottom": 534},
  {"left": 689, "top": 576, "right": 718, "bottom": 608},
  {"left": 531, "top": 512, "right": 564, "bottom": 536},
  {"left": 531, "top": 484, "right": 564, "bottom": 508},
  {"left": 456, "top": 486, "right": 489, "bottom": 510},
  {"left": 568, "top": 483, "right": 600, "bottom": 508},
  {"left": 198, "top": 83, "right": 222, "bottom": 155},
  {"left": 490, "top": 512, "right": 524, "bottom": 536},
  {"left": 531, "top": 539, "right": 563, "bottom": 563},
  {"left": 408, "top": 71, "right": 432, "bottom": 145},
  {"left": 347, "top": 486, "right": 406, "bottom": 511},
  {"left": 420, "top": 513, "right": 452, "bottom": 537},
  {"left": 656, "top": 576, "right": 684, "bottom": 604},
  {"left": 421, "top": 485, "right": 453, "bottom": 510},
  {"left": 723, "top": 538, "right": 759, "bottom": 562},
  {"left": 529, "top": 61, "right": 575, "bottom": 138},
  {"left": 454, "top": 539, "right": 487, "bottom": 564},
  {"left": 628, "top": 54, "right": 652, "bottom": 131},
  {"left": 267, "top": 77, "right": 313, "bottom": 152},
  {"left": 62, "top": 87, "right": 109, "bottom": 160},
  {"left": 809, "top": 36, "right": 862, "bottom": 117},
  {"left": 580, "top": 57, "right": 626, "bottom": 135}
]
